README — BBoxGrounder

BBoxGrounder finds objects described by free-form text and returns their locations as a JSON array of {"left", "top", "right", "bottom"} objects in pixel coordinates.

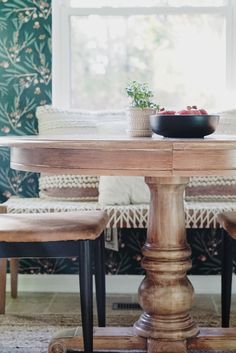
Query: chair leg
[
  {"left": 0, "top": 259, "right": 7, "bottom": 314},
  {"left": 94, "top": 233, "right": 106, "bottom": 327},
  {"left": 221, "top": 229, "right": 235, "bottom": 327},
  {"left": 78, "top": 240, "right": 93, "bottom": 353},
  {"left": 10, "top": 259, "right": 19, "bottom": 299}
]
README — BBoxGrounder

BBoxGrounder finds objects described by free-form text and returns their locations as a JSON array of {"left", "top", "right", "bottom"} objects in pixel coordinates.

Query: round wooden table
[{"left": 1, "top": 134, "right": 236, "bottom": 353}]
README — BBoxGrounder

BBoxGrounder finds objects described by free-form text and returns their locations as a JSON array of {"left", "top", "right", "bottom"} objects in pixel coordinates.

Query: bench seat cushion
[{"left": 4, "top": 197, "right": 236, "bottom": 229}]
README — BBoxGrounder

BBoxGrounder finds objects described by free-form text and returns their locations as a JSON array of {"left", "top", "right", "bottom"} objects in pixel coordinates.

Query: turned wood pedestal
[
  {"left": 134, "top": 177, "right": 198, "bottom": 348},
  {"left": 2, "top": 135, "right": 236, "bottom": 353}
]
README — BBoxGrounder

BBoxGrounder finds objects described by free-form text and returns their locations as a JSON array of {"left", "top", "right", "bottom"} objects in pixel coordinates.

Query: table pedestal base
[{"left": 48, "top": 326, "right": 236, "bottom": 353}]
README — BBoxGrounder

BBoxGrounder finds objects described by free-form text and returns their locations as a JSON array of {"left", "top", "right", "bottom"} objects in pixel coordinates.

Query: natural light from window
[
  {"left": 53, "top": 0, "right": 235, "bottom": 112},
  {"left": 71, "top": 13, "right": 225, "bottom": 110}
]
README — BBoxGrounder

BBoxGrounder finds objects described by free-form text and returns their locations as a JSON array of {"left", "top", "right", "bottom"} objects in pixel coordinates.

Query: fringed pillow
[
  {"left": 39, "top": 175, "right": 99, "bottom": 201},
  {"left": 185, "top": 176, "right": 236, "bottom": 202}
]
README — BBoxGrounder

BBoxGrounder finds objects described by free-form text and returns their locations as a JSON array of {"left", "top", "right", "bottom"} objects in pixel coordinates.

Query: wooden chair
[
  {"left": 0, "top": 210, "right": 108, "bottom": 353},
  {"left": 0, "top": 205, "right": 18, "bottom": 308},
  {"left": 217, "top": 211, "right": 236, "bottom": 328}
]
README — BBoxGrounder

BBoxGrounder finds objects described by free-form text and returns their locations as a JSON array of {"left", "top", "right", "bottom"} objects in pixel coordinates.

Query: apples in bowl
[{"left": 150, "top": 106, "right": 220, "bottom": 138}]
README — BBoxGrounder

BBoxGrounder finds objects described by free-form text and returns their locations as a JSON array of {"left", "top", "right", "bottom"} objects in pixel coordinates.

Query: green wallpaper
[{"left": 0, "top": 0, "right": 51, "bottom": 202}]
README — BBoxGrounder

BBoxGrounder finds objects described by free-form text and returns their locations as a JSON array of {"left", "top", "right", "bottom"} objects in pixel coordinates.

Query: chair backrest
[{"left": 215, "top": 109, "right": 236, "bottom": 135}]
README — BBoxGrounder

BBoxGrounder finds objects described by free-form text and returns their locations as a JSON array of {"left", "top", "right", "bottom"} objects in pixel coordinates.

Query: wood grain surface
[
  {"left": 0, "top": 211, "right": 108, "bottom": 242},
  {"left": 1, "top": 134, "right": 236, "bottom": 176}
]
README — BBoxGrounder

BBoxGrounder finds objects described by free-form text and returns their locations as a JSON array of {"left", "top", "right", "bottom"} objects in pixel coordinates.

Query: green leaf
[{"left": 126, "top": 80, "right": 158, "bottom": 109}]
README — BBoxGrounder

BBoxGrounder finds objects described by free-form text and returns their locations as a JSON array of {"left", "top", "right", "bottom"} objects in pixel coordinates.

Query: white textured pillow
[
  {"left": 99, "top": 176, "right": 150, "bottom": 206},
  {"left": 37, "top": 105, "right": 126, "bottom": 135},
  {"left": 215, "top": 109, "right": 236, "bottom": 135}
]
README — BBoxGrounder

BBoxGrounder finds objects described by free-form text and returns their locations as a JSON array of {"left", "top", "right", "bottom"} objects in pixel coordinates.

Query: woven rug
[{"left": 0, "top": 311, "right": 234, "bottom": 353}]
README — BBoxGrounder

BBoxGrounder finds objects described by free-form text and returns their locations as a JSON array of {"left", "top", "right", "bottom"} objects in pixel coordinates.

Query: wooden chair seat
[
  {"left": 217, "top": 211, "right": 236, "bottom": 328},
  {"left": 0, "top": 209, "right": 109, "bottom": 353},
  {"left": 217, "top": 212, "right": 236, "bottom": 239},
  {"left": 0, "top": 211, "right": 109, "bottom": 242}
]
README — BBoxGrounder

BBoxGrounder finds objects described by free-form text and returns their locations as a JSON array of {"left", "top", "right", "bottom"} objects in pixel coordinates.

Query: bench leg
[
  {"left": 0, "top": 259, "right": 7, "bottom": 314},
  {"left": 94, "top": 233, "right": 106, "bottom": 327},
  {"left": 79, "top": 240, "right": 93, "bottom": 353},
  {"left": 10, "top": 259, "right": 19, "bottom": 299},
  {"left": 221, "top": 229, "right": 235, "bottom": 327}
]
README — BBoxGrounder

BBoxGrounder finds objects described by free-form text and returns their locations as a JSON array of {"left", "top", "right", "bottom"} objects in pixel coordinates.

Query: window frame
[{"left": 52, "top": 0, "right": 236, "bottom": 109}]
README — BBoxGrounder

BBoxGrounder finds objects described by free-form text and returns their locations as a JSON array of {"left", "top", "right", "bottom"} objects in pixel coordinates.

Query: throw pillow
[
  {"left": 185, "top": 176, "right": 236, "bottom": 202},
  {"left": 98, "top": 176, "right": 150, "bottom": 206},
  {"left": 215, "top": 109, "right": 236, "bottom": 135},
  {"left": 39, "top": 175, "right": 99, "bottom": 201},
  {"left": 37, "top": 105, "right": 126, "bottom": 135}
]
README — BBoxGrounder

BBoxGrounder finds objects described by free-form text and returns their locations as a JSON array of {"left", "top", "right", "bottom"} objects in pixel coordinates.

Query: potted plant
[{"left": 126, "top": 81, "right": 159, "bottom": 137}]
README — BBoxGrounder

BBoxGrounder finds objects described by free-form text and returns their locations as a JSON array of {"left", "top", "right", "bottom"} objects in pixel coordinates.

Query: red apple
[
  {"left": 199, "top": 108, "right": 208, "bottom": 115},
  {"left": 158, "top": 106, "right": 208, "bottom": 116},
  {"left": 177, "top": 109, "right": 191, "bottom": 115},
  {"left": 177, "top": 107, "right": 204, "bottom": 115},
  {"left": 157, "top": 110, "right": 176, "bottom": 115},
  {"left": 190, "top": 109, "right": 202, "bottom": 115}
]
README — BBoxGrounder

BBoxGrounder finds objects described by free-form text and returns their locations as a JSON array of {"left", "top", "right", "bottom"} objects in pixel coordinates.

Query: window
[{"left": 52, "top": 0, "right": 236, "bottom": 111}]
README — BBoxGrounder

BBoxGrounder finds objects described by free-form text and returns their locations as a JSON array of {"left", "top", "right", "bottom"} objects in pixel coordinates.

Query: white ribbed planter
[{"left": 127, "top": 108, "right": 156, "bottom": 137}]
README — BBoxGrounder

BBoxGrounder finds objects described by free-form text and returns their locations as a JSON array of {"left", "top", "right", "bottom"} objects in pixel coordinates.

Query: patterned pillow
[
  {"left": 37, "top": 105, "right": 126, "bottom": 201},
  {"left": 39, "top": 175, "right": 99, "bottom": 201},
  {"left": 185, "top": 176, "right": 236, "bottom": 202}
]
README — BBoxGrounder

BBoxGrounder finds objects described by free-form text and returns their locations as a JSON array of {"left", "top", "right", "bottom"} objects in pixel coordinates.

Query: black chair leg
[
  {"left": 79, "top": 240, "right": 93, "bottom": 353},
  {"left": 221, "top": 229, "right": 235, "bottom": 327},
  {"left": 94, "top": 233, "right": 106, "bottom": 327}
]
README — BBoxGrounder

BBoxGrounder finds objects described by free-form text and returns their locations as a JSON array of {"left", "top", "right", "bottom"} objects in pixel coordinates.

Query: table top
[
  {"left": 1, "top": 133, "right": 236, "bottom": 147},
  {"left": 1, "top": 134, "right": 236, "bottom": 177}
]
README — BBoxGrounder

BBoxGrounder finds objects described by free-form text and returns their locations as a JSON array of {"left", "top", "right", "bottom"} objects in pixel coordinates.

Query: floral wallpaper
[
  {"left": 0, "top": 0, "right": 225, "bottom": 276},
  {"left": 0, "top": 0, "right": 51, "bottom": 202}
]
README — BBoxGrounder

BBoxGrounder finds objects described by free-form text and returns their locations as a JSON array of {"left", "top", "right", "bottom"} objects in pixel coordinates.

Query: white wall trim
[
  {"left": 226, "top": 0, "right": 236, "bottom": 90},
  {"left": 6, "top": 274, "right": 236, "bottom": 294},
  {"left": 52, "top": 0, "right": 71, "bottom": 108}
]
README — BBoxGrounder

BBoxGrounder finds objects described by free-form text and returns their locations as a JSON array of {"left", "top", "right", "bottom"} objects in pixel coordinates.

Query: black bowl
[{"left": 150, "top": 114, "right": 220, "bottom": 138}]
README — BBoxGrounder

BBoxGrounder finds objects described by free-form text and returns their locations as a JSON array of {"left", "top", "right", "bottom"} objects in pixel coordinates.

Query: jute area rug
[{"left": 0, "top": 311, "right": 235, "bottom": 353}]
